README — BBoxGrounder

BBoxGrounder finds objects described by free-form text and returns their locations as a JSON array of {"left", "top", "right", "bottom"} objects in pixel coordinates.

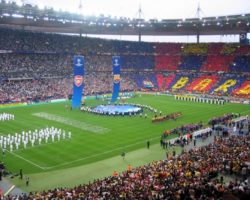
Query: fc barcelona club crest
[{"left": 74, "top": 75, "right": 83, "bottom": 87}]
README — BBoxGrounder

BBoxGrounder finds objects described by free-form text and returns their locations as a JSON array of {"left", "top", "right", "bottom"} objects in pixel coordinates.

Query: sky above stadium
[{"left": 14, "top": 0, "right": 250, "bottom": 20}]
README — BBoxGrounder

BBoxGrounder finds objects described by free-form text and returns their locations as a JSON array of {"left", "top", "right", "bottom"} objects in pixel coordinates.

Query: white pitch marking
[
  {"left": 45, "top": 135, "right": 166, "bottom": 169},
  {"left": 6, "top": 149, "right": 46, "bottom": 170}
]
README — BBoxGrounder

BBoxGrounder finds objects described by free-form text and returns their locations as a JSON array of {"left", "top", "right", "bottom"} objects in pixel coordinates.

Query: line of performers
[
  {"left": 0, "top": 113, "right": 15, "bottom": 122},
  {"left": 81, "top": 103, "right": 161, "bottom": 117},
  {"left": 152, "top": 112, "right": 182, "bottom": 123},
  {"left": 174, "top": 95, "right": 225, "bottom": 105},
  {"left": 0, "top": 127, "right": 72, "bottom": 152}
]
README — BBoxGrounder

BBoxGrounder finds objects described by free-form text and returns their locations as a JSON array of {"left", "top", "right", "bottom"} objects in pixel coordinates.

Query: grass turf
[{"left": 0, "top": 94, "right": 249, "bottom": 191}]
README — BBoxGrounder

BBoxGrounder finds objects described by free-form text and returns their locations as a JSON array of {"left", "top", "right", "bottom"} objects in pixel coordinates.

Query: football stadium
[{"left": 0, "top": 0, "right": 250, "bottom": 199}]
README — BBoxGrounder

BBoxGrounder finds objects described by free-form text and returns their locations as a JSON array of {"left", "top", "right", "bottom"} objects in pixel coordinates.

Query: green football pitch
[{"left": 0, "top": 94, "right": 249, "bottom": 191}]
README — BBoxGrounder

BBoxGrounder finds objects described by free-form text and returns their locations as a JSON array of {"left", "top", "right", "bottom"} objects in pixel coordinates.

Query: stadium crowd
[
  {"left": 208, "top": 113, "right": 240, "bottom": 128},
  {"left": 0, "top": 75, "right": 136, "bottom": 104},
  {"left": 0, "top": 28, "right": 249, "bottom": 199},
  {"left": 0, "top": 28, "right": 249, "bottom": 104},
  {"left": 0, "top": 79, "right": 71, "bottom": 104},
  {"left": 0, "top": 54, "right": 71, "bottom": 79},
  {"left": 7, "top": 134, "right": 249, "bottom": 200},
  {"left": 162, "top": 122, "right": 204, "bottom": 138}
]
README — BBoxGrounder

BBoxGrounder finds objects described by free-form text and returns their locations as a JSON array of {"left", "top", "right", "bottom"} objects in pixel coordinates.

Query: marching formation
[
  {"left": 0, "top": 113, "right": 15, "bottom": 122},
  {"left": 0, "top": 126, "right": 72, "bottom": 152},
  {"left": 174, "top": 95, "right": 226, "bottom": 105}
]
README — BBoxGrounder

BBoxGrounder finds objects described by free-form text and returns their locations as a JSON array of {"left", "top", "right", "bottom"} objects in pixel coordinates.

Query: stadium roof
[{"left": 0, "top": 0, "right": 249, "bottom": 36}]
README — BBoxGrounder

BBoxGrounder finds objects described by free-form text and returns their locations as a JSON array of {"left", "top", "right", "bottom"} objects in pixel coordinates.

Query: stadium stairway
[{"left": 0, "top": 177, "right": 25, "bottom": 197}]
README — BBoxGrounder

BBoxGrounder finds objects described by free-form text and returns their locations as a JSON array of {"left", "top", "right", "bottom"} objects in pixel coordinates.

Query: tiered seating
[
  {"left": 114, "top": 40, "right": 154, "bottom": 54},
  {"left": 164, "top": 73, "right": 176, "bottom": 90},
  {"left": 154, "top": 43, "right": 182, "bottom": 54},
  {"left": 18, "top": 133, "right": 250, "bottom": 200},
  {"left": 220, "top": 44, "right": 237, "bottom": 54},
  {"left": 155, "top": 55, "right": 181, "bottom": 71},
  {"left": 0, "top": 27, "right": 250, "bottom": 100},
  {"left": 229, "top": 56, "right": 250, "bottom": 72},
  {"left": 186, "top": 75, "right": 218, "bottom": 93},
  {"left": 0, "top": 54, "right": 71, "bottom": 78},
  {"left": 0, "top": 28, "right": 115, "bottom": 54},
  {"left": 201, "top": 55, "right": 235, "bottom": 72},
  {"left": 232, "top": 80, "right": 250, "bottom": 98},
  {"left": 120, "top": 55, "right": 155, "bottom": 69},
  {"left": 207, "top": 43, "right": 224, "bottom": 54},
  {"left": 235, "top": 45, "right": 250, "bottom": 55},
  {"left": 182, "top": 43, "right": 208, "bottom": 54},
  {"left": 148, "top": 73, "right": 158, "bottom": 89},
  {"left": 85, "top": 55, "right": 112, "bottom": 71},
  {"left": 211, "top": 74, "right": 246, "bottom": 95},
  {"left": 156, "top": 73, "right": 176, "bottom": 91},
  {"left": 156, "top": 74, "right": 164, "bottom": 90},
  {"left": 131, "top": 73, "right": 158, "bottom": 90},
  {"left": 179, "top": 55, "right": 205, "bottom": 71},
  {"left": 170, "top": 73, "right": 194, "bottom": 92}
]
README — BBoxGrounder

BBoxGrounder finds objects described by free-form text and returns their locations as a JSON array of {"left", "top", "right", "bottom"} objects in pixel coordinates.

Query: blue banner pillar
[
  {"left": 111, "top": 56, "right": 121, "bottom": 102},
  {"left": 72, "top": 55, "right": 84, "bottom": 109}
]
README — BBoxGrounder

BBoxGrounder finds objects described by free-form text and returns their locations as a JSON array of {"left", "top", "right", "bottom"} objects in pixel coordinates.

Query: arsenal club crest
[
  {"left": 113, "top": 74, "right": 120, "bottom": 84},
  {"left": 74, "top": 75, "right": 83, "bottom": 87}
]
